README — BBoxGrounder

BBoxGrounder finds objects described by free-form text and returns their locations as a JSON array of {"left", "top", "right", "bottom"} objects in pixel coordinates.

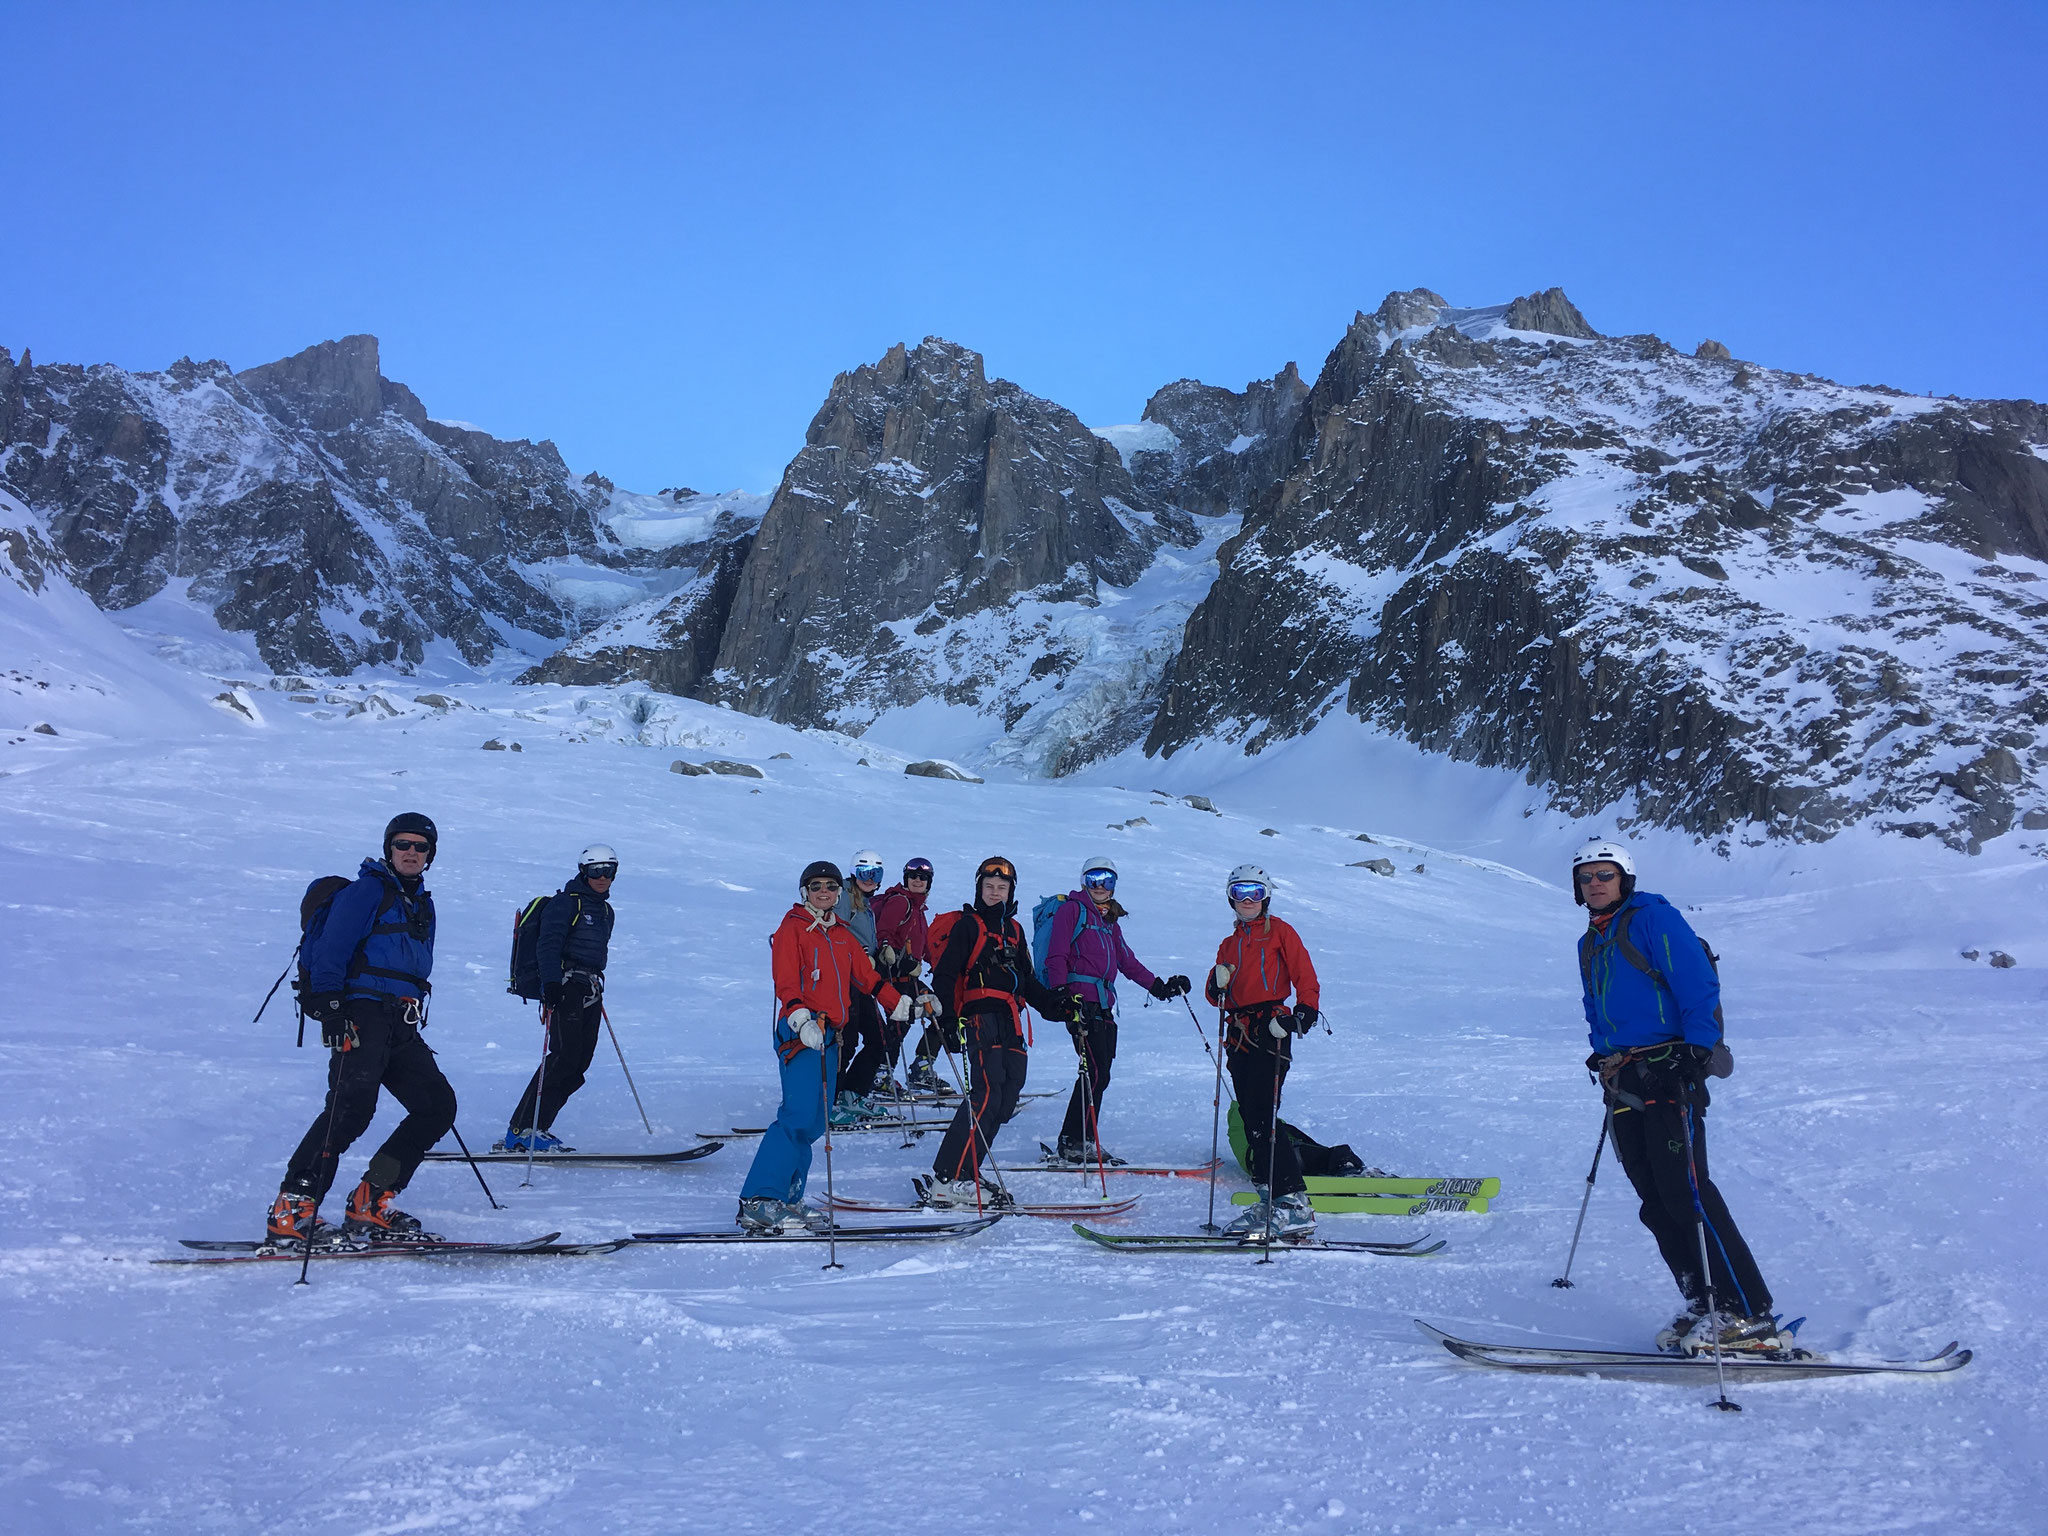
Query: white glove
[
  {"left": 888, "top": 993, "right": 913, "bottom": 1024},
  {"left": 1268, "top": 1017, "right": 1290, "bottom": 1039},
  {"left": 1212, "top": 964, "right": 1234, "bottom": 992},
  {"left": 880, "top": 944, "right": 900, "bottom": 968},
  {"left": 788, "top": 1008, "right": 825, "bottom": 1051},
  {"left": 918, "top": 993, "right": 942, "bottom": 1017}
]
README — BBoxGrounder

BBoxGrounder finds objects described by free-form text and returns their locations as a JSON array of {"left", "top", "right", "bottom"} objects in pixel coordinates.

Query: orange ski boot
[{"left": 343, "top": 1179, "right": 434, "bottom": 1243}]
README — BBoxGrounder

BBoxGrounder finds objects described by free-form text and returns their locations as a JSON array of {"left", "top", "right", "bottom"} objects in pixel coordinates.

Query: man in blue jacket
[
  {"left": 268, "top": 813, "right": 455, "bottom": 1248},
  {"left": 502, "top": 844, "right": 618, "bottom": 1152},
  {"left": 1575, "top": 839, "right": 1783, "bottom": 1354}
]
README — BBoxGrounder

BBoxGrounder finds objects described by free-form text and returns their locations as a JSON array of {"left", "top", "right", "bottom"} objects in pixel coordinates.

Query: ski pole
[
  {"left": 296, "top": 1035, "right": 349, "bottom": 1286},
  {"left": 1078, "top": 1026, "right": 1108, "bottom": 1198},
  {"left": 1199, "top": 1000, "right": 1228, "bottom": 1233},
  {"left": 600, "top": 1005, "right": 654, "bottom": 1135},
  {"left": 254, "top": 941, "right": 301, "bottom": 1029},
  {"left": 522, "top": 1005, "right": 551, "bottom": 1188},
  {"left": 1257, "top": 1032, "right": 1282, "bottom": 1265},
  {"left": 1552, "top": 1105, "right": 1611, "bottom": 1288},
  {"left": 1681, "top": 1099, "right": 1741, "bottom": 1413},
  {"left": 417, "top": 1040, "right": 503, "bottom": 1210},
  {"left": 818, "top": 1029, "right": 842, "bottom": 1271}
]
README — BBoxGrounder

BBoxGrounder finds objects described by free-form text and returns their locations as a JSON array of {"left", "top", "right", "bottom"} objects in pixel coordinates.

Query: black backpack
[
  {"left": 507, "top": 892, "right": 570, "bottom": 1002},
  {"left": 253, "top": 874, "right": 353, "bottom": 1044}
]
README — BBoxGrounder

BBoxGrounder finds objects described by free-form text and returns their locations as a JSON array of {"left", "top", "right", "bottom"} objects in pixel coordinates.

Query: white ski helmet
[
  {"left": 579, "top": 843, "right": 618, "bottom": 870},
  {"left": 849, "top": 849, "right": 885, "bottom": 882},
  {"left": 1081, "top": 855, "right": 1118, "bottom": 879},
  {"left": 1226, "top": 864, "right": 1272, "bottom": 910},
  {"left": 1570, "top": 839, "right": 1634, "bottom": 906}
]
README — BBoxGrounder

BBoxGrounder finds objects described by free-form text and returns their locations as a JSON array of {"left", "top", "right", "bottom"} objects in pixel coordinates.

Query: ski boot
[
  {"left": 1655, "top": 1300, "right": 1710, "bottom": 1353},
  {"left": 499, "top": 1127, "right": 570, "bottom": 1154},
  {"left": 1223, "top": 1188, "right": 1273, "bottom": 1237},
  {"left": 265, "top": 1189, "right": 345, "bottom": 1251},
  {"left": 737, "top": 1197, "right": 791, "bottom": 1233},
  {"left": 343, "top": 1179, "right": 435, "bottom": 1243},
  {"left": 1270, "top": 1191, "right": 1317, "bottom": 1237},
  {"left": 1680, "top": 1310, "right": 1792, "bottom": 1355},
  {"left": 905, "top": 1057, "right": 952, "bottom": 1096},
  {"left": 786, "top": 1198, "right": 837, "bottom": 1233},
  {"left": 830, "top": 1092, "right": 882, "bottom": 1128},
  {"left": 915, "top": 1176, "right": 1011, "bottom": 1211}
]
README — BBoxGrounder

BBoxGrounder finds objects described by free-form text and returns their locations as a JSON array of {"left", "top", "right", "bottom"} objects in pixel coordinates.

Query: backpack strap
[{"left": 1063, "top": 900, "right": 1108, "bottom": 1008}]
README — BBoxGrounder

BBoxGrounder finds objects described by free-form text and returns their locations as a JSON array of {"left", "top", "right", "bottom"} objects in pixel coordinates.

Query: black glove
[
  {"left": 1678, "top": 1042, "right": 1734, "bottom": 1081},
  {"left": 1289, "top": 1005, "right": 1320, "bottom": 1035},
  {"left": 1166, "top": 974, "right": 1191, "bottom": 998},
  {"left": 305, "top": 991, "right": 353, "bottom": 1050},
  {"left": 1147, "top": 977, "right": 1172, "bottom": 1001},
  {"left": 542, "top": 982, "right": 564, "bottom": 1009}
]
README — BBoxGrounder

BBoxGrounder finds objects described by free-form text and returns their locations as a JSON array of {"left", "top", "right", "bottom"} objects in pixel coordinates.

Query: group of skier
[{"left": 263, "top": 813, "right": 1786, "bottom": 1357}]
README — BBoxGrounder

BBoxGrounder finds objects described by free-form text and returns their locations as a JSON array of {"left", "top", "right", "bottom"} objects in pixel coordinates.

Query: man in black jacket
[
  {"left": 918, "top": 855, "right": 1079, "bottom": 1208},
  {"left": 503, "top": 844, "right": 618, "bottom": 1152}
]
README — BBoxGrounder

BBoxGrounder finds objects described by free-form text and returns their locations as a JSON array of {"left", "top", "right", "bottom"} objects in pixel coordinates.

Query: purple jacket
[{"left": 1047, "top": 892, "right": 1157, "bottom": 1009}]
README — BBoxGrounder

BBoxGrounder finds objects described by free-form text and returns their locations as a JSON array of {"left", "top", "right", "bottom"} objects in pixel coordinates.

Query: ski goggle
[
  {"left": 977, "top": 860, "right": 1016, "bottom": 883},
  {"left": 581, "top": 863, "right": 618, "bottom": 880},
  {"left": 904, "top": 859, "right": 934, "bottom": 882},
  {"left": 1083, "top": 869, "right": 1117, "bottom": 892},
  {"left": 851, "top": 863, "right": 885, "bottom": 885},
  {"left": 1228, "top": 881, "right": 1268, "bottom": 904}
]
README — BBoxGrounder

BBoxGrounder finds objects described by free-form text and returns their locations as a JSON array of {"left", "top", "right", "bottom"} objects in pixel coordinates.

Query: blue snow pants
[{"left": 738, "top": 1021, "right": 840, "bottom": 1202}]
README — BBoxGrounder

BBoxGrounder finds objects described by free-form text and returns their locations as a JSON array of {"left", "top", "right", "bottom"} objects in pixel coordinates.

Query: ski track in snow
[{"left": 1, "top": 689, "right": 2043, "bottom": 1534}]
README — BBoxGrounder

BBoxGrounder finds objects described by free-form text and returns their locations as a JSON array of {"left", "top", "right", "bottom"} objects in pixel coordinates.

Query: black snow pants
[
  {"left": 931, "top": 1010, "right": 1028, "bottom": 1181},
  {"left": 283, "top": 1000, "right": 457, "bottom": 1201},
  {"left": 1226, "top": 1034, "right": 1304, "bottom": 1199},
  {"left": 840, "top": 988, "right": 889, "bottom": 1096},
  {"left": 1607, "top": 1068, "right": 1773, "bottom": 1317},
  {"left": 509, "top": 988, "right": 603, "bottom": 1133},
  {"left": 1057, "top": 1011, "right": 1119, "bottom": 1146}
]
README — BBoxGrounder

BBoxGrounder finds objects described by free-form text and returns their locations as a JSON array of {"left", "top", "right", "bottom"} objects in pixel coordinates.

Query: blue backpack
[{"left": 1030, "top": 895, "right": 1106, "bottom": 1005}]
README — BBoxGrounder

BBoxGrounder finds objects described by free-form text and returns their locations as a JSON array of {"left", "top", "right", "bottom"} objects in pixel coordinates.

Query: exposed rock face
[
  {"left": 1695, "top": 339, "right": 1733, "bottom": 362},
  {"left": 1148, "top": 289, "right": 2048, "bottom": 851},
  {"left": 1114, "top": 364, "right": 1310, "bottom": 519},
  {"left": 0, "top": 336, "right": 699, "bottom": 673},
  {"left": 703, "top": 338, "right": 1200, "bottom": 763}
]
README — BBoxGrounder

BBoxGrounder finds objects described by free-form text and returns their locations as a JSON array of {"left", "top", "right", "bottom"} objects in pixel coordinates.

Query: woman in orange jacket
[
  {"left": 737, "top": 859, "right": 930, "bottom": 1232},
  {"left": 1203, "top": 864, "right": 1322, "bottom": 1237}
]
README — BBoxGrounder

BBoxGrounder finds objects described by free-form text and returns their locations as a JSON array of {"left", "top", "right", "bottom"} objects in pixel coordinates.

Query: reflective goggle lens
[
  {"left": 1083, "top": 870, "right": 1116, "bottom": 891},
  {"left": 904, "top": 859, "right": 934, "bottom": 878},
  {"left": 981, "top": 861, "right": 1015, "bottom": 880},
  {"left": 583, "top": 864, "right": 618, "bottom": 879},
  {"left": 852, "top": 863, "right": 884, "bottom": 883},
  {"left": 1228, "top": 881, "right": 1267, "bottom": 903}
]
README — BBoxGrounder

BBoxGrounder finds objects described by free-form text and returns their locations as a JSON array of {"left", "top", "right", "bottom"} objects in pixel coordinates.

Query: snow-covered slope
[{"left": 2, "top": 643, "right": 2043, "bottom": 1531}]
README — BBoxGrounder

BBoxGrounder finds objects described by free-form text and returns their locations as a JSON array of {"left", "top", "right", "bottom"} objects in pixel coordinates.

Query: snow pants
[
  {"left": 840, "top": 989, "right": 889, "bottom": 1096},
  {"left": 283, "top": 1002, "right": 457, "bottom": 1201},
  {"left": 738, "top": 1021, "right": 840, "bottom": 1203},
  {"left": 1057, "top": 1011, "right": 1118, "bottom": 1146},
  {"left": 931, "top": 1012, "right": 1027, "bottom": 1181},
  {"left": 508, "top": 991, "right": 602, "bottom": 1133},
  {"left": 1227, "top": 1041, "right": 1304, "bottom": 1198},
  {"left": 1609, "top": 1089, "right": 1774, "bottom": 1316}
]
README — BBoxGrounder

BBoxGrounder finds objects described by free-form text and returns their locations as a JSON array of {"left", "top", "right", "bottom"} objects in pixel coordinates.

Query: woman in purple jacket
[{"left": 1045, "top": 856, "right": 1190, "bottom": 1164}]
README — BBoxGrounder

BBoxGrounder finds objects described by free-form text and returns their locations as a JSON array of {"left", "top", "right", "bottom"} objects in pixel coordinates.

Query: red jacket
[
  {"left": 872, "top": 884, "right": 930, "bottom": 967},
  {"left": 1205, "top": 914, "right": 1319, "bottom": 1013},
  {"left": 771, "top": 904, "right": 901, "bottom": 1026}
]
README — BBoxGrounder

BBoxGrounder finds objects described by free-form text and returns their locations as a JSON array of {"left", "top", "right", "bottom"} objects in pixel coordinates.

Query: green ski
[{"left": 1231, "top": 1190, "right": 1489, "bottom": 1214}]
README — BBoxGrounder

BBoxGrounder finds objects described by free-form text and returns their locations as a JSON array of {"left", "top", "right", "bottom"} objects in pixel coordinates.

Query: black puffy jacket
[{"left": 539, "top": 875, "right": 614, "bottom": 988}]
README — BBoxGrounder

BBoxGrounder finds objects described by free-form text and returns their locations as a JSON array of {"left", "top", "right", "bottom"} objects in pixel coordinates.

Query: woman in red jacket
[
  {"left": 1203, "top": 864, "right": 1321, "bottom": 1237},
  {"left": 737, "top": 859, "right": 927, "bottom": 1232}
]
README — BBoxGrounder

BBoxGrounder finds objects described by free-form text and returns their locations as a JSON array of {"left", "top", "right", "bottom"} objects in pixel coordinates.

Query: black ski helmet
[
  {"left": 973, "top": 855, "right": 1018, "bottom": 916},
  {"left": 383, "top": 812, "right": 437, "bottom": 869},
  {"left": 799, "top": 859, "right": 843, "bottom": 893}
]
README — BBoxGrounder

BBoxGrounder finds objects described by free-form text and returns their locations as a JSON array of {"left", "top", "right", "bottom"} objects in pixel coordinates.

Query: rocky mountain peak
[
  {"left": 1372, "top": 288, "right": 1452, "bottom": 338},
  {"left": 1501, "top": 286, "right": 1598, "bottom": 338},
  {"left": 234, "top": 334, "right": 394, "bottom": 433}
]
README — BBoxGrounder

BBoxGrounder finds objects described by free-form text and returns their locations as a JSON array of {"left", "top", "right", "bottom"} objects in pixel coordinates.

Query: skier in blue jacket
[
  {"left": 1574, "top": 839, "right": 1782, "bottom": 1354},
  {"left": 268, "top": 813, "right": 456, "bottom": 1248}
]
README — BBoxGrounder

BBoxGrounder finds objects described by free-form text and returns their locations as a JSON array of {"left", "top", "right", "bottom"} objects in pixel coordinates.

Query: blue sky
[{"left": 3, "top": 3, "right": 2042, "bottom": 493}]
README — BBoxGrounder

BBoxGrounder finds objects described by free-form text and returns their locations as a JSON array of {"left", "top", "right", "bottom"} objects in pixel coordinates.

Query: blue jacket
[
  {"left": 539, "top": 875, "right": 614, "bottom": 989},
  {"left": 307, "top": 858, "right": 435, "bottom": 1004},
  {"left": 833, "top": 886, "right": 879, "bottom": 957},
  {"left": 1579, "top": 891, "right": 1721, "bottom": 1053}
]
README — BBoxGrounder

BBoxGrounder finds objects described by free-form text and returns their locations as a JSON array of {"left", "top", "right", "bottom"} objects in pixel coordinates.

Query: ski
[
  {"left": 1072, "top": 1225, "right": 1446, "bottom": 1257},
  {"left": 420, "top": 1144, "right": 722, "bottom": 1165},
  {"left": 1230, "top": 1190, "right": 1489, "bottom": 1214},
  {"left": 159, "top": 1233, "right": 627, "bottom": 1265},
  {"left": 704, "top": 1118, "right": 955, "bottom": 1139},
  {"left": 995, "top": 1143, "right": 1222, "bottom": 1178},
  {"left": 1414, "top": 1321, "right": 1972, "bottom": 1379},
  {"left": 630, "top": 1215, "right": 1003, "bottom": 1244},
  {"left": 825, "top": 1191, "right": 1140, "bottom": 1220},
  {"left": 1298, "top": 1175, "right": 1500, "bottom": 1199}
]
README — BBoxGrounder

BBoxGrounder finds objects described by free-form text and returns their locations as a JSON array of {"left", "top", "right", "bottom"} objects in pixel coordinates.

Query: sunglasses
[
  {"left": 390, "top": 838, "right": 432, "bottom": 853},
  {"left": 806, "top": 879, "right": 842, "bottom": 893},
  {"left": 1228, "top": 882, "right": 1268, "bottom": 903},
  {"left": 906, "top": 873, "right": 932, "bottom": 883},
  {"left": 1575, "top": 870, "right": 1620, "bottom": 886},
  {"left": 583, "top": 864, "right": 618, "bottom": 880}
]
